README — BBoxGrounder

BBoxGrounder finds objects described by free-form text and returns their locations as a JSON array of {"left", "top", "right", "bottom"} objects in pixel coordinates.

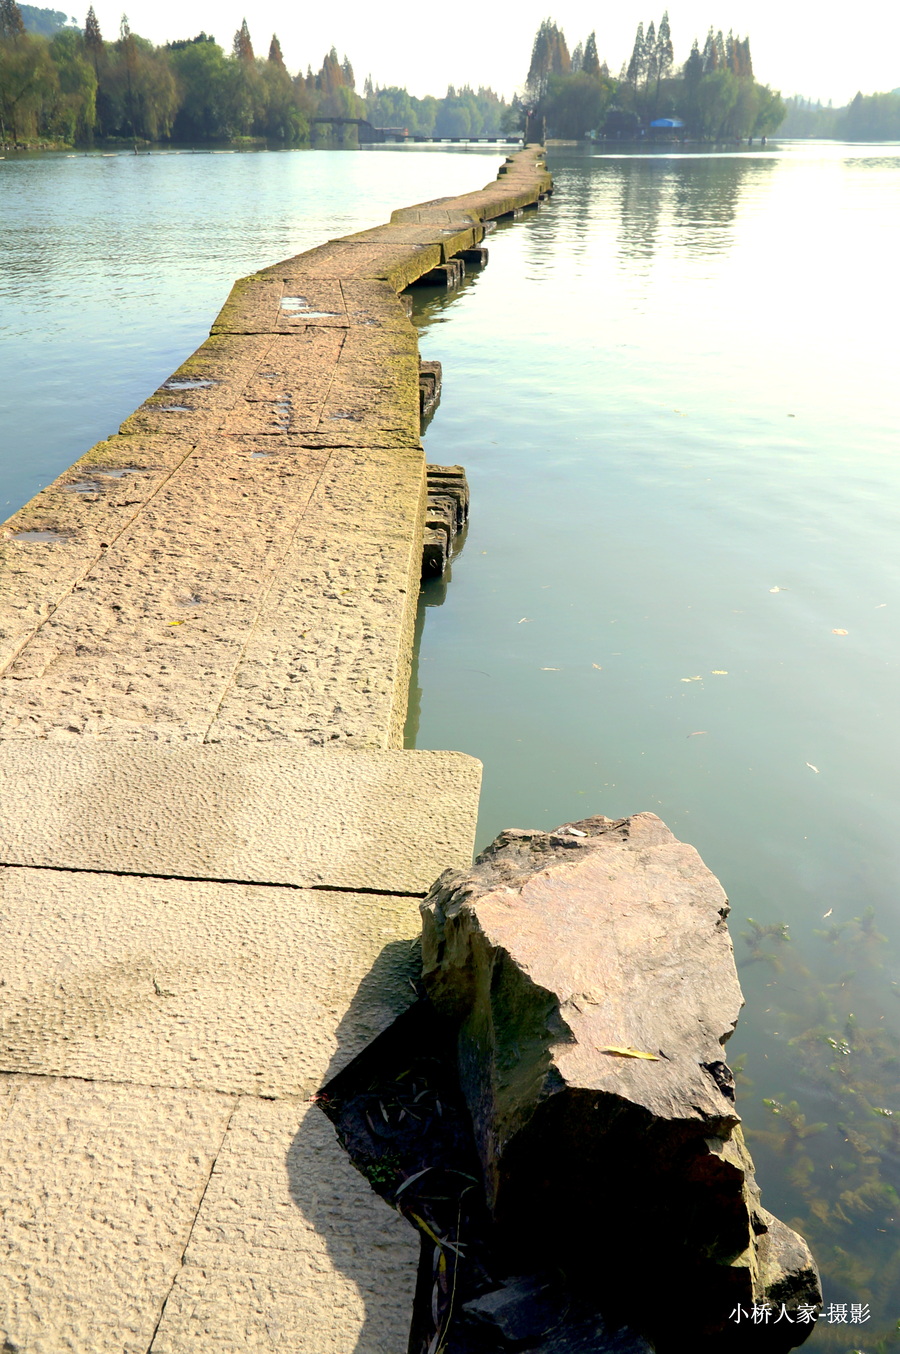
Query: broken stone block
[
  {"left": 413, "top": 260, "right": 465, "bottom": 288},
  {"left": 422, "top": 526, "right": 448, "bottom": 578},
  {"left": 422, "top": 465, "right": 470, "bottom": 579},
  {"left": 420, "top": 814, "right": 821, "bottom": 1349},
  {"left": 459, "top": 1278, "right": 654, "bottom": 1353},
  {"left": 427, "top": 464, "right": 470, "bottom": 529},
  {"left": 419, "top": 359, "right": 442, "bottom": 421}
]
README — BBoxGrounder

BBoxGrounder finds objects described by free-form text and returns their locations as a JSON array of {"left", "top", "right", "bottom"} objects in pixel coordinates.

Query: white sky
[{"left": 83, "top": 0, "right": 899, "bottom": 107}]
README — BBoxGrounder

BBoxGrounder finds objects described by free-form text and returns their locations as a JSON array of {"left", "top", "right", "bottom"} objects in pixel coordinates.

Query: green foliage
[
  {"left": 19, "top": 4, "right": 71, "bottom": 36},
  {"left": 526, "top": 18, "right": 570, "bottom": 102},
  {"left": 0, "top": 12, "right": 506, "bottom": 147},
  {"left": 0, "top": 18, "right": 59, "bottom": 141},
  {"left": 778, "top": 96, "right": 840, "bottom": 138},
  {"left": 0, "top": 0, "right": 25, "bottom": 41},
  {"left": 101, "top": 22, "right": 178, "bottom": 142},
  {"left": 582, "top": 31, "right": 600, "bottom": 79},
  {"left": 838, "top": 89, "right": 900, "bottom": 140},
  {"left": 45, "top": 25, "right": 95, "bottom": 140},
  {"left": 544, "top": 70, "right": 614, "bottom": 139},
  {"left": 362, "top": 83, "right": 506, "bottom": 139},
  {"left": 360, "top": 1152, "right": 401, "bottom": 1188},
  {"left": 524, "top": 13, "right": 784, "bottom": 142}
]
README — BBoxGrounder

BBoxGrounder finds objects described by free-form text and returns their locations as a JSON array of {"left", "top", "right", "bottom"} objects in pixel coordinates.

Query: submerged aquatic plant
[{"left": 740, "top": 906, "right": 900, "bottom": 1346}]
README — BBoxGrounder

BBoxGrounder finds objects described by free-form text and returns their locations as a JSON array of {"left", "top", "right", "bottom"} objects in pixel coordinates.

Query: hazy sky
[{"left": 85, "top": 0, "right": 899, "bottom": 107}]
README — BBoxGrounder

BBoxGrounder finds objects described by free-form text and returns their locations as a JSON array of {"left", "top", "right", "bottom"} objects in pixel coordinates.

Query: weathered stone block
[
  {"left": 420, "top": 814, "right": 821, "bottom": 1348},
  {"left": 427, "top": 464, "right": 469, "bottom": 529}
]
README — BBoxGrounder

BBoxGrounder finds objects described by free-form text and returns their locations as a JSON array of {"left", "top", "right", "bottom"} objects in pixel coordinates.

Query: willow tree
[{"left": 0, "top": 0, "right": 60, "bottom": 141}]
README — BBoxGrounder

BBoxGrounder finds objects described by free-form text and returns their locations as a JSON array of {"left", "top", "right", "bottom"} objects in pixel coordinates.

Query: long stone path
[{"left": 0, "top": 149, "right": 551, "bottom": 1351}]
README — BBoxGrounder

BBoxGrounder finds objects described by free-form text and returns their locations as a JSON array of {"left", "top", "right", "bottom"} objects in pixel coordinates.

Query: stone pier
[{"left": 0, "top": 148, "right": 552, "bottom": 1352}]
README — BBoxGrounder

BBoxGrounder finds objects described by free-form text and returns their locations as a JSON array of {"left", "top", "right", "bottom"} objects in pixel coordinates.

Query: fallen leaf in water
[
  {"left": 601, "top": 1046, "right": 660, "bottom": 1061},
  {"left": 823, "top": 908, "right": 833, "bottom": 918},
  {"left": 875, "top": 603, "right": 887, "bottom": 608},
  {"left": 806, "top": 763, "right": 820, "bottom": 773},
  {"left": 592, "top": 663, "right": 603, "bottom": 670},
  {"left": 711, "top": 670, "right": 728, "bottom": 675},
  {"left": 680, "top": 676, "right": 702, "bottom": 682},
  {"left": 518, "top": 617, "right": 533, "bottom": 623},
  {"left": 769, "top": 586, "right": 783, "bottom": 593},
  {"left": 541, "top": 667, "right": 560, "bottom": 671},
  {"left": 832, "top": 629, "right": 848, "bottom": 635},
  {"left": 687, "top": 731, "right": 708, "bottom": 738}
]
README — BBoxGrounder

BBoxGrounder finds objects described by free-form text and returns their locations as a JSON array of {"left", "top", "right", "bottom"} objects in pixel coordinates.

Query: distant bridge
[{"left": 309, "top": 117, "right": 522, "bottom": 146}]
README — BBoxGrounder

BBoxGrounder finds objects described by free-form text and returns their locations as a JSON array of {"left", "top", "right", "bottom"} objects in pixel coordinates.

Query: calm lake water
[
  {"left": 3, "top": 140, "right": 899, "bottom": 1349},
  {"left": 411, "top": 141, "right": 900, "bottom": 1351}
]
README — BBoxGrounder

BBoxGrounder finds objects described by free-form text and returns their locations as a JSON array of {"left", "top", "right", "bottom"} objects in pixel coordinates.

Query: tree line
[
  {"left": 519, "top": 14, "right": 785, "bottom": 141},
  {"left": 779, "top": 91, "right": 900, "bottom": 141},
  {"left": 0, "top": 1, "right": 509, "bottom": 146}
]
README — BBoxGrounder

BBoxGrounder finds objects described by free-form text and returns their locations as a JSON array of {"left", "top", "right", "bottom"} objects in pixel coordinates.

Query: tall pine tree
[
  {"left": 582, "top": 30, "right": 600, "bottom": 77},
  {"left": 644, "top": 20, "right": 657, "bottom": 90},
  {"left": 84, "top": 4, "right": 103, "bottom": 72},
  {"left": 656, "top": 12, "right": 673, "bottom": 84},
  {"left": 267, "top": 34, "right": 284, "bottom": 67},
  {"left": 626, "top": 21, "right": 646, "bottom": 89},
  {"left": 526, "top": 19, "right": 569, "bottom": 102},
  {"left": 232, "top": 18, "right": 253, "bottom": 62}
]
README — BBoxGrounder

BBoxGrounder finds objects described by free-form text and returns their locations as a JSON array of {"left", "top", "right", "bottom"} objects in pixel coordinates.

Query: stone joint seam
[
  {"left": 0, "top": 860, "right": 429, "bottom": 898},
  {"left": 145, "top": 1098, "right": 239, "bottom": 1353}
]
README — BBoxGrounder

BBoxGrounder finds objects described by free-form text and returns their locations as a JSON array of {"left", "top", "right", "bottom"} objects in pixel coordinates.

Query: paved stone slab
[
  {"left": 0, "top": 1074, "right": 233, "bottom": 1353},
  {"left": 0, "top": 440, "right": 331, "bottom": 740},
  {"left": 266, "top": 241, "right": 444, "bottom": 290},
  {"left": 121, "top": 326, "right": 421, "bottom": 447},
  {"left": 0, "top": 442, "right": 424, "bottom": 745},
  {"left": 341, "top": 221, "right": 478, "bottom": 260},
  {"left": 205, "top": 446, "right": 426, "bottom": 748},
  {"left": 122, "top": 331, "right": 345, "bottom": 439},
  {"left": 211, "top": 278, "right": 352, "bottom": 336},
  {"left": 0, "top": 744, "right": 481, "bottom": 892},
  {"left": 151, "top": 1100, "right": 419, "bottom": 1353},
  {"left": 0, "top": 1079, "right": 419, "bottom": 1354},
  {"left": 0, "top": 867, "right": 423, "bottom": 1096},
  {"left": 0, "top": 435, "right": 196, "bottom": 673},
  {"left": 390, "top": 204, "right": 484, "bottom": 232}
]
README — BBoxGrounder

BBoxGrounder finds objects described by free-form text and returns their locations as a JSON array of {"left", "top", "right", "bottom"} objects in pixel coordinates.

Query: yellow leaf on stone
[
  {"left": 711, "top": 670, "right": 728, "bottom": 675},
  {"left": 601, "top": 1046, "right": 660, "bottom": 1061}
]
